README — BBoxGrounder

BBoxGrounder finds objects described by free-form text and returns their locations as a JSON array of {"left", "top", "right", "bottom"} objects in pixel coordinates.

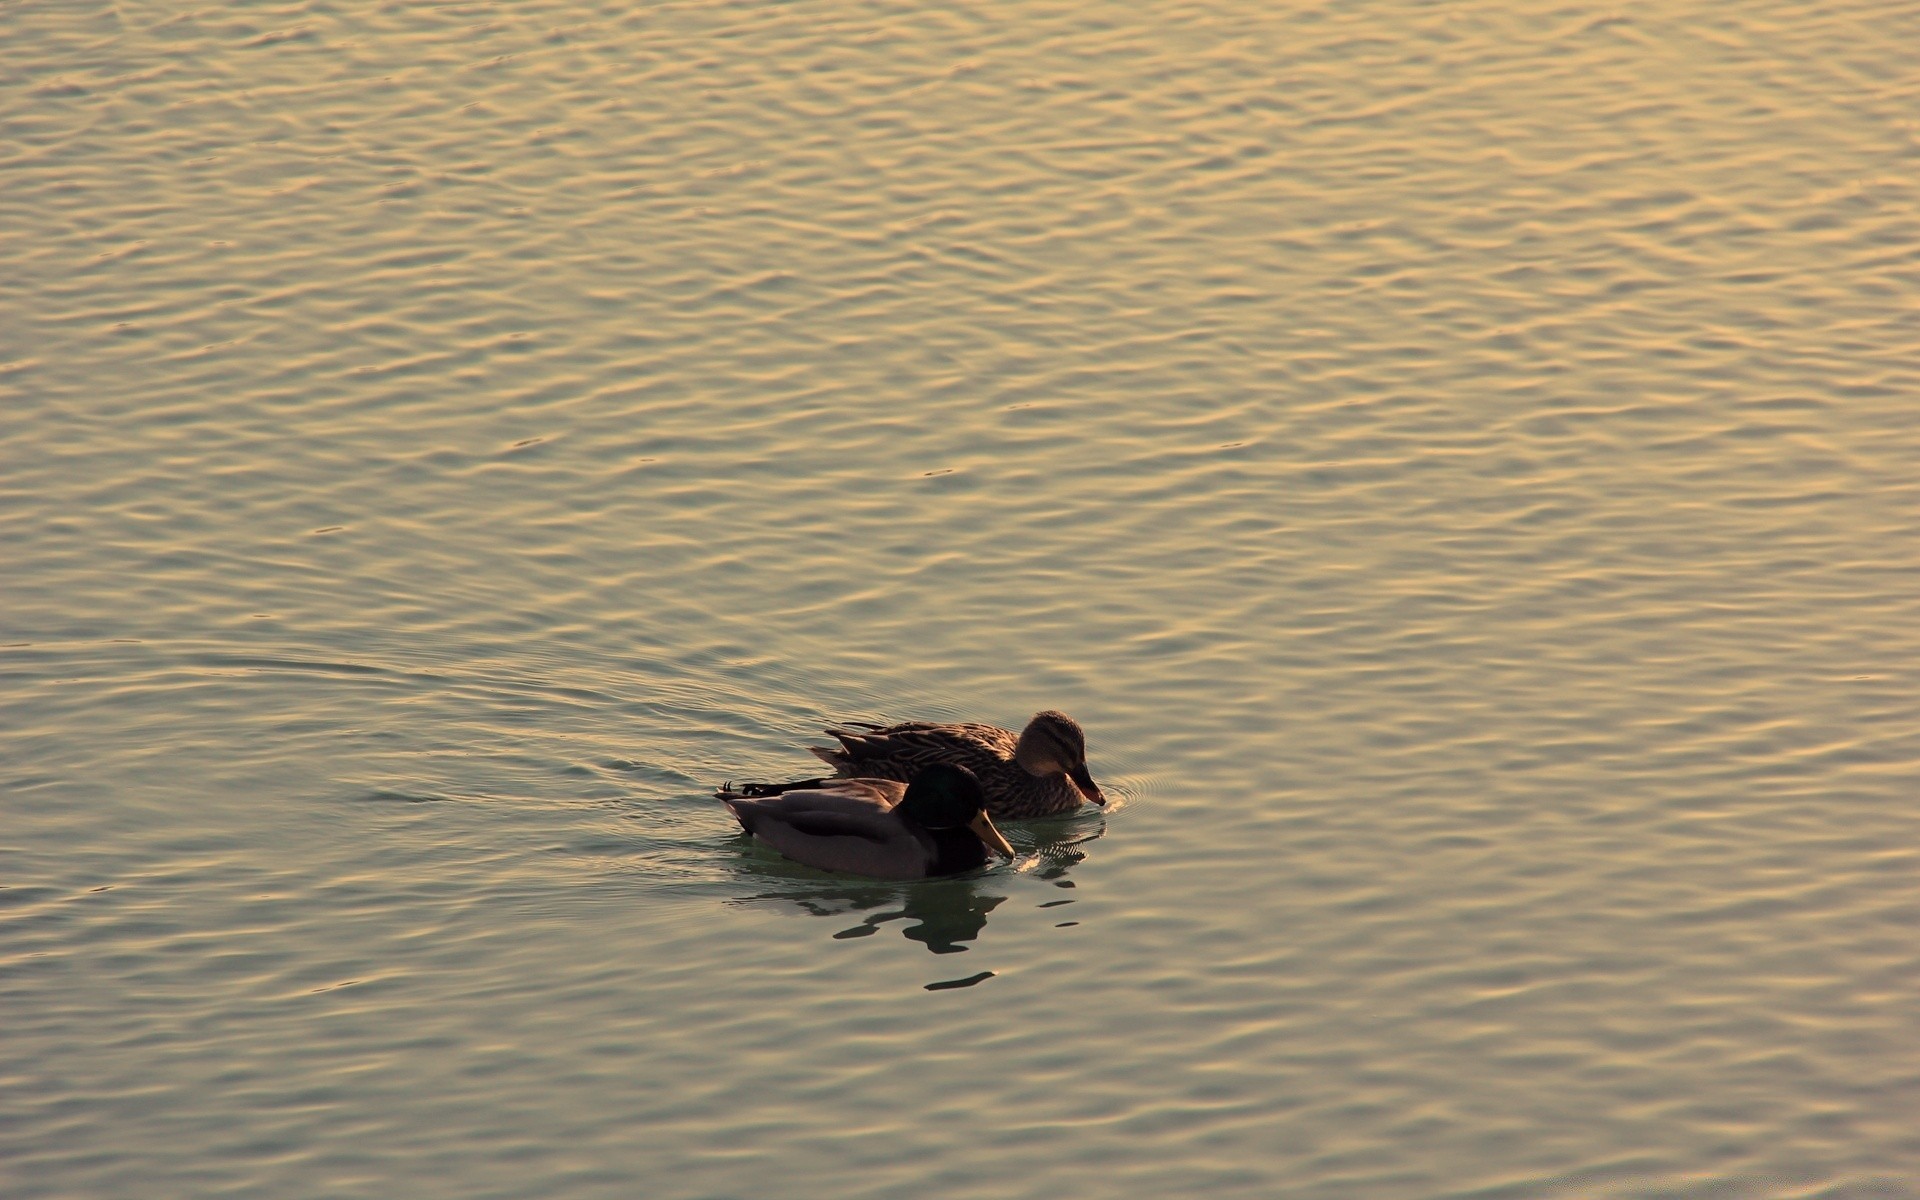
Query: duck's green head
[{"left": 899, "top": 763, "right": 1015, "bottom": 859}]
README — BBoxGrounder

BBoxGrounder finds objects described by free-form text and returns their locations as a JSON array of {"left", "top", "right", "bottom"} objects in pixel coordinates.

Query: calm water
[{"left": 5, "top": 1, "right": 1919, "bottom": 1196}]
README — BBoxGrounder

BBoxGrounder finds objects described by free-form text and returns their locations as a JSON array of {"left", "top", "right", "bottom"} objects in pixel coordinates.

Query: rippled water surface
[{"left": 6, "top": 1, "right": 1920, "bottom": 1196}]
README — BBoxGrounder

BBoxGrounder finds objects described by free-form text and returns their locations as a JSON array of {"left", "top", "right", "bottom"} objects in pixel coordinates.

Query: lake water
[{"left": 5, "top": 1, "right": 1919, "bottom": 1196}]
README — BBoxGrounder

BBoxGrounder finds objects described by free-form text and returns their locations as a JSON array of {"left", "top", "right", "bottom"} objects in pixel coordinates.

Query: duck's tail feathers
[{"left": 821, "top": 722, "right": 889, "bottom": 746}]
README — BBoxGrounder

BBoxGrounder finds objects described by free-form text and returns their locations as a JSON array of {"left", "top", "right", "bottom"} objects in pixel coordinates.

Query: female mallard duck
[
  {"left": 718, "top": 763, "right": 1015, "bottom": 880},
  {"left": 796, "top": 710, "right": 1105, "bottom": 820}
]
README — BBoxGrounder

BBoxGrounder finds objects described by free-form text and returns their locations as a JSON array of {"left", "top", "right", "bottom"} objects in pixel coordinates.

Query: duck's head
[
  {"left": 899, "top": 763, "right": 1014, "bottom": 859},
  {"left": 1012, "top": 710, "right": 1106, "bottom": 806}
]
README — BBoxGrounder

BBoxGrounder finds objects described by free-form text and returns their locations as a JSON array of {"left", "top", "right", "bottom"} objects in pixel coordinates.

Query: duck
[
  {"left": 717, "top": 762, "right": 1015, "bottom": 880},
  {"left": 795, "top": 709, "right": 1106, "bottom": 820}
]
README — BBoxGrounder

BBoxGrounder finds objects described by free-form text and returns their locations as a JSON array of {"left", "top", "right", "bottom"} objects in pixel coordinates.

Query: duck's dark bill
[
  {"left": 1069, "top": 764, "right": 1106, "bottom": 805},
  {"left": 970, "top": 811, "right": 1016, "bottom": 859}
]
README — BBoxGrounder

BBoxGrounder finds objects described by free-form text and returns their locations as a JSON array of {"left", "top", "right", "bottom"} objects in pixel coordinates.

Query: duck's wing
[
  {"left": 735, "top": 777, "right": 905, "bottom": 815},
  {"left": 717, "top": 775, "right": 900, "bottom": 803},
  {"left": 722, "top": 786, "right": 931, "bottom": 880},
  {"left": 812, "top": 721, "right": 1017, "bottom": 776}
]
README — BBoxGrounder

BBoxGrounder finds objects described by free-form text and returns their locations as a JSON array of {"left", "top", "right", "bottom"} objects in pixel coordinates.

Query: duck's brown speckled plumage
[{"left": 807, "top": 710, "right": 1103, "bottom": 820}]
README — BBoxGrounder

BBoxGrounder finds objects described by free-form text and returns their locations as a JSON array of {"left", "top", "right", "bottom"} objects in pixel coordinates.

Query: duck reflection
[
  {"left": 725, "top": 818, "right": 1103, "bottom": 954},
  {"left": 831, "top": 880, "right": 1006, "bottom": 954}
]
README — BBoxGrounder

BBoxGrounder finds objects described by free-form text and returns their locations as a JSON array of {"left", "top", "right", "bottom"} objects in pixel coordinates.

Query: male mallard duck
[
  {"left": 718, "top": 763, "right": 1014, "bottom": 880},
  {"left": 799, "top": 710, "right": 1105, "bottom": 820}
]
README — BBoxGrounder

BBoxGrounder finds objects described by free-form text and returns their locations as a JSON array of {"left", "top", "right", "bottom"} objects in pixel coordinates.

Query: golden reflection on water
[{"left": 5, "top": 0, "right": 1919, "bottom": 1197}]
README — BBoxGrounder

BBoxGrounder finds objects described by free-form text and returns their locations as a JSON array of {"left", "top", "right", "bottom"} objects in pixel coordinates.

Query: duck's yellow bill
[{"left": 970, "top": 811, "right": 1015, "bottom": 859}]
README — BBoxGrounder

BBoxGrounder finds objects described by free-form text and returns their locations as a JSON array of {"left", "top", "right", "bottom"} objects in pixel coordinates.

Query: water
[{"left": 5, "top": 1, "right": 1919, "bottom": 1196}]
